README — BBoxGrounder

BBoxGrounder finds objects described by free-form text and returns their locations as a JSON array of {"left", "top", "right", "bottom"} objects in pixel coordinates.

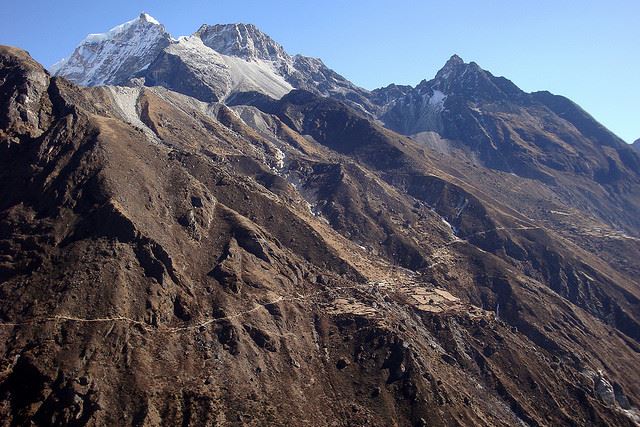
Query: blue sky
[{"left": 1, "top": 0, "right": 638, "bottom": 143}]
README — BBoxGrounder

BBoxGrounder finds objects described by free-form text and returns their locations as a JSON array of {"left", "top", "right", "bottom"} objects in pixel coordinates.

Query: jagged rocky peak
[
  {"left": 433, "top": 54, "right": 481, "bottom": 80},
  {"left": 51, "top": 12, "right": 171, "bottom": 86},
  {"left": 196, "top": 23, "right": 290, "bottom": 63},
  {"left": 425, "top": 54, "right": 523, "bottom": 101},
  {"left": 374, "top": 54, "right": 527, "bottom": 136},
  {"left": 437, "top": 53, "right": 464, "bottom": 71}
]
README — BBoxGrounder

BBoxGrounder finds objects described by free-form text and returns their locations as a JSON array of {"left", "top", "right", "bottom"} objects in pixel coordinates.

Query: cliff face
[{"left": 1, "top": 46, "right": 639, "bottom": 426}]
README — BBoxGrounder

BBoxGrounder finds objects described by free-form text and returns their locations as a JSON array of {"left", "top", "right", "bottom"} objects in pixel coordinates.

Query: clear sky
[{"left": 1, "top": 0, "right": 638, "bottom": 143}]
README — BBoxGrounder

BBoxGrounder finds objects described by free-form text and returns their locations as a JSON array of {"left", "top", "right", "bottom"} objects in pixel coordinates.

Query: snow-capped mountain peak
[
  {"left": 52, "top": 13, "right": 170, "bottom": 86},
  {"left": 83, "top": 13, "right": 162, "bottom": 43},
  {"left": 51, "top": 16, "right": 374, "bottom": 112},
  {"left": 196, "top": 23, "right": 290, "bottom": 63}
]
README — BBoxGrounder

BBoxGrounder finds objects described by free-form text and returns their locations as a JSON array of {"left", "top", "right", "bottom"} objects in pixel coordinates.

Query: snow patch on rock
[
  {"left": 164, "top": 35, "right": 292, "bottom": 101},
  {"left": 221, "top": 55, "right": 293, "bottom": 100},
  {"left": 428, "top": 89, "right": 447, "bottom": 111},
  {"left": 106, "top": 86, "right": 160, "bottom": 143}
]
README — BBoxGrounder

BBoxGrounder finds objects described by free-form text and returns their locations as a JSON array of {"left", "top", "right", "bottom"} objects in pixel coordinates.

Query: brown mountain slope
[
  {"left": 244, "top": 89, "right": 640, "bottom": 340},
  {"left": 0, "top": 46, "right": 639, "bottom": 426}
]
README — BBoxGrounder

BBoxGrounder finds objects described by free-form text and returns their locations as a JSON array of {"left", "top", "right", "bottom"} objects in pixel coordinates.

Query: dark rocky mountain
[
  {"left": 1, "top": 18, "right": 639, "bottom": 427},
  {"left": 633, "top": 139, "right": 640, "bottom": 152},
  {"left": 376, "top": 55, "right": 638, "bottom": 180},
  {"left": 373, "top": 55, "right": 640, "bottom": 237}
]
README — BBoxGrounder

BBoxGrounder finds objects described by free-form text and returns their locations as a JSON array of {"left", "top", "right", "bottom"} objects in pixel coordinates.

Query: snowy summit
[
  {"left": 51, "top": 13, "right": 373, "bottom": 110},
  {"left": 51, "top": 13, "right": 170, "bottom": 86}
]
